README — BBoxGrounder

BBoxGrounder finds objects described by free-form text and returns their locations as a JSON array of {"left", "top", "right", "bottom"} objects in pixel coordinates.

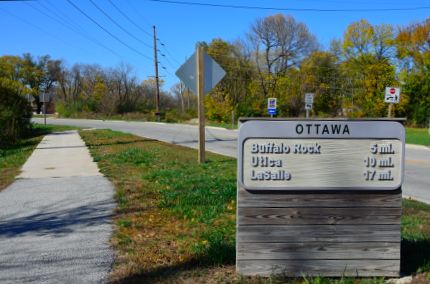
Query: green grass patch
[
  {"left": 406, "top": 127, "right": 430, "bottom": 146},
  {"left": 0, "top": 124, "right": 79, "bottom": 191},
  {"left": 80, "top": 129, "right": 236, "bottom": 283},
  {"left": 206, "top": 120, "right": 237, "bottom": 129},
  {"left": 80, "top": 130, "right": 236, "bottom": 282},
  {"left": 401, "top": 198, "right": 430, "bottom": 274},
  {"left": 80, "top": 129, "right": 430, "bottom": 283}
]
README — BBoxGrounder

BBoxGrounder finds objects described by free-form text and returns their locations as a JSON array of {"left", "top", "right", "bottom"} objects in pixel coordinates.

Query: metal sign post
[{"left": 43, "top": 93, "right": 46, "bottom": 125}]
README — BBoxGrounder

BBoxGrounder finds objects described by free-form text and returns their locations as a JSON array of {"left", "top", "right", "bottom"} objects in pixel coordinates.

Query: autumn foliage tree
[
  {"left": 1, "top": 15, "right": 429, "bottom": 126},
  {"left": 396, "top": 19, "right": 430, "bottom": 125}
]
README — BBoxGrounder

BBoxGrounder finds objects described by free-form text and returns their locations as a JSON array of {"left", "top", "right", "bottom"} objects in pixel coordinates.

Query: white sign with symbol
[
  {"left": 384, "top": 87, "right": 400, "bottom": 104},
  {"left": 305, "top": 93, "right": 314, "bottom": 110},
  {"left": 268, "top": 98, "right": 277, "bottom": 110}
]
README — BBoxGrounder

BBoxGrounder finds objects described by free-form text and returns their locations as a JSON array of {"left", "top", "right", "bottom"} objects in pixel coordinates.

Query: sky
[{"left": 0, "top": 0, "right": 429, "bottom": 91}]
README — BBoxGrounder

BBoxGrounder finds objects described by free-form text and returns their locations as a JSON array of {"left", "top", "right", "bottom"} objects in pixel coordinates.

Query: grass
[
  {"left": 401, "top": 198, "right": 430, "bottom": 275},
  {"left": 0, "top": 124, "right": 79, "bottom": 191},
  {"left": 79, "top": 129, "right": 236, "bottom": 283},
  {"left": 79, "top": 129, "right": 430, "bottom": 283},
  {"left": 405, "top": 127, "right": 430, "bottom": 146}
]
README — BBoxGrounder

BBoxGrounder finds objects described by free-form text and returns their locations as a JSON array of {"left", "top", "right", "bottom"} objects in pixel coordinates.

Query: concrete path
[{"left": 0, "top": 131, "right": 115, "bottom": 283}]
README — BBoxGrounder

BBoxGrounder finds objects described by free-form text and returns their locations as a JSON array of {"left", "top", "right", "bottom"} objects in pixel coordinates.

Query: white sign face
[
  {"left": 243, "top": 138, "right": 402, "bottom": 189},
  {"left": 385, "top": 87, "right": 400, "bottom": 103},
  {"left": 268, "top": 98, "right": 277, "bottom": 109},
  {"left": 305, "top": 93, "right": 314, "bottom": 104},
  {"left": 305, "top": 103, "right": 312, "bottom": 110},
  {"left": 238, "top": 120, "right": 405, "bottom": 191}
]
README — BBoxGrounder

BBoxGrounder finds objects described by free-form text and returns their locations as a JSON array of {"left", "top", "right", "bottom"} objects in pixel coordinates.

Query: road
[{"left": 33, "top": 118, "right": 430, "bottom": 204}]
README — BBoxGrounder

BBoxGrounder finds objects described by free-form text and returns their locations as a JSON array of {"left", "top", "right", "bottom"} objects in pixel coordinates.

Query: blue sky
[{"left": 0, "top": 0, "right": 429, "bottom": 91}]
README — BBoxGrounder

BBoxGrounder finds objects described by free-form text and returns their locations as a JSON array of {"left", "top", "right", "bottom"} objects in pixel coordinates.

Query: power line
[
  {"left": 107, "top": 0, "right": 152, "bottom": 38},
  {"left": 65, "top": 0, "right": 153, "bottom": 61},
  {"left": 0, "top": 6, "right": 81, "bottom": 52},
  {"left": 45, "top": 0, "right": 101, "bottom": 38},
  {"left": 125, "top": 0, "right": 153, "bottom": 29},
  {"left": 105, "top": 1, "right": 180, "bottom": 73},
  {"left": 88, "top": 0, "right": 152, "bottom": 49},
  {"left": 26, "top": 1, "right": 123, "bottom": 59},
  {"left": 158, "top": 61, "right": 175, "bottom": 76},
  {"left": 144, "top": 0, "right": 430, "bottom": 12},
  {"left": 159, "top": 51, "right": 179, "bottom": 70},
  {"left": 157, "top": 40, "right": 182, "bottom": 66}
]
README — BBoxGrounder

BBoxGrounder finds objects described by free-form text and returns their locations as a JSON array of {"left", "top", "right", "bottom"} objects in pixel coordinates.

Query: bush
[{"left": 0, "top": 78, "right": 32, "bottom": 147}]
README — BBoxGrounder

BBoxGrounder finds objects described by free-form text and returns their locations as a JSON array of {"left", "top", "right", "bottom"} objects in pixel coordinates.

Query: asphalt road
[{"left": 33, "top": 118, "right": 430, "bottom": 204}]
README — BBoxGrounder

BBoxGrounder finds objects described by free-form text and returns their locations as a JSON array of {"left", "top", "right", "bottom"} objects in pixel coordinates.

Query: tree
[
  {"left": 205, "top": 39, "right": 255, "bottom": 120},
  {"left": 300, "top": 51, "right": 343, "bottom": 116},
  {"left": 396, "top": 18, "right": 430, "bottom": 70},
  {"left": 247, "top": 14, "right": 318, "bottom": 98},
  {"left": 396, "top": 18, "right": 430, "bottom": 125},
  {"left": 342, "top": 19, "right": 374, "bottom": 58},
  {"left": 338, "top": 20, "right": 397, "bottom": 117},
  {"left": 0, "top": 78, "right": 32, "bottom": 146},
  {"left": 171, "top": 82, "right": 186, "bottom": 113},
  {"left": 55, "top": 63, "right": 84, "bottom": 116}
]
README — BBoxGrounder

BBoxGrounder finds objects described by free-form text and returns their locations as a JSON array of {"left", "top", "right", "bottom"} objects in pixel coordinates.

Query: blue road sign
[{"left": 268, "top": 108, "right": 277, "bottom": 115}]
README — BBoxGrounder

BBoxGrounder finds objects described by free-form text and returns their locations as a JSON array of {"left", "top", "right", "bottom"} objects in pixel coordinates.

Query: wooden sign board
[{"left": 237, "top": 119, "right": 404, "bottom": 277}]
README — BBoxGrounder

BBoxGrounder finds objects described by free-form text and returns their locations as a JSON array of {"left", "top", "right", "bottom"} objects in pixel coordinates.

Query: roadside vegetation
[
  {"left": 1, "top": 17, "right": 429, "bottom": 127},
  {"left": 0, "top": 77, "right": 32, "bottom": 147},
  {"left": 406, "top": 128, "right": 430, "bottom": 146},
  {"left": 80, "top": 129, "right": 430, "bottom": 283},
  {"left": 80, "top": 129, "right": 236, "bottom": 283},
  {"left": 0, "top": 124, "right": 78, "bottom": 191}
]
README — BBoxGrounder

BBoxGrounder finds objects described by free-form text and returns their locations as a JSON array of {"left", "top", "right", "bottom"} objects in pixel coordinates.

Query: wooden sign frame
[{"left": 236, "top": 119, "right": 404, "bottom": 277}]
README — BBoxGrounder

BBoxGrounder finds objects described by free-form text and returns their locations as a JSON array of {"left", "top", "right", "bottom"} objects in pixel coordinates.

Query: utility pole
[
  {"left": 153, "top": 25, "right": 161, "bottom": 121},
  {"left": 197, "top": 44, "right": 205, "bottom": 163}
]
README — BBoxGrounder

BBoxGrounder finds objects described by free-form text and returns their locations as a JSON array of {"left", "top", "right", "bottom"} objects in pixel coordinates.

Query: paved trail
[{"left": 0, "top": 131, "right": 115, "bottom": 283}]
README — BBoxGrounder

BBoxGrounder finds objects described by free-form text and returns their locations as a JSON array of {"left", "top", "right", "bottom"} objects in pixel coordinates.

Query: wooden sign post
[
  {"left": 237, "top": 118, "right": 405, "bottom": 277},
  {"left": 175, "top": 45, "right": 226, "bottom": 164}
]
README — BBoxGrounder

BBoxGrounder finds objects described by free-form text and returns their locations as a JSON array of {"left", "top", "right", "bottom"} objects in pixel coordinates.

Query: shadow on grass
[
  {"left": 401, "top": 239, "right": 430, "bottom": 274},
  {"left": 85, "top": 138, "right": 157, "bottom": 147},
  {"left": 204, "top": 158, "right": 235, "bottom": 164},
  {"left": 0, "top": 126, "right": 75, "bottom": 151},
  {"left": 27, "top": 125, "right": 59, "bottom": 137},
  {"left": 113, "top": 242, "right": 235, "bottom": 284},
  {"left": 0, "top": 139, "right": 40, "bottom": 153},
  {"left": 115, "top": 239, "right": 430, "bottom": 283}
]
